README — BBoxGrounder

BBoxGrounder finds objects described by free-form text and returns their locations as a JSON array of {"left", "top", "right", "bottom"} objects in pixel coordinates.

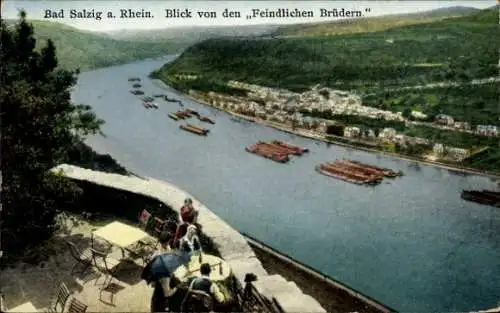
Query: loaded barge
[
  {"left": 316, "top": 162, "right": 381, "bottom": 185},
  {"left": 315, "top": 159, "right": 402, "bottom": 185},
  {"left": 272, "top": 140, "right": 309, "bottom": 155},
  {"left": 461, "top": 190, "right": 500, "bottom": 207},
  {"left": 198, "top": 116, "right": 216, "bottom": 124},
  {"left": 349, "top": 160, "right": 402, "bottom": 178},
  {"left": 179, "top": 124, "right": 209, "bottom": 136},
  {"left": 245, "top": 140, "right": 309, "bottom": 163},
  {"left": 246, "top": 143, "right": 289, "bottom": 163},
  {"left": 168, "top": 113, "right": 179, "bottom": 120}
]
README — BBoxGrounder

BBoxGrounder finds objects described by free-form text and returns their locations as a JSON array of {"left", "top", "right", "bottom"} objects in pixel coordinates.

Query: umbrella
[{"left": 141, "top": 250, "right": 193, "bottom": 284}]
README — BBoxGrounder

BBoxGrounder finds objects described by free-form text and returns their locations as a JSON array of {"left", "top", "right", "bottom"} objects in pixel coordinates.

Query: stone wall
[{"left": 52, "top": 164, "right": 326, "bottom": 313}]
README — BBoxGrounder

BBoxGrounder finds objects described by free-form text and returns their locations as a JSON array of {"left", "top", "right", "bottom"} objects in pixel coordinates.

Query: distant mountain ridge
[
  {"left": 271, "top": 5, "right": 481, "bottom": 37},
  {"left": 3, "top": 19, "right": 186, "bottom": 70},
  {"left": 101, "top": 6, "right": 482, "bottom": 41}
]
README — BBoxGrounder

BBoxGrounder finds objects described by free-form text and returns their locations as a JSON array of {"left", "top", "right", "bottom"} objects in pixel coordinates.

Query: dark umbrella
[{"left": 141, "top": 250, "right": 193, "bottom": 284}]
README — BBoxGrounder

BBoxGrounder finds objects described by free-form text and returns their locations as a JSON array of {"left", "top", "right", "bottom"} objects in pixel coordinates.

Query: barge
[
  {"left": 461, "top": 190, "right": 500, "bottom": 207},
  {"left": 142, "top": 102, "right": 152, "bottom": 108},
  {"left": 349, "top": 160, "right": 402, "bottom": 178},
  {"left": 316, "top": 162, "right": 382, "bottom": 185},
  {"left": 168, "top": 113, "right": 179, "bottom": 121},
  {"left": 272, "top": 140, "right": 309, "bottom": 154},
  {"left": 198, "top": 116, "right": 216, "bottom": 124},
  {"left": 179, "top": 124, "right": 209, "bottom": 136},
  {"left": 334, "top": 160, "right": 385, "bottom": 178},
  {"left": 130, "top": 90, "right": 144, "bottom": 95},
  {"left": 186, "top": 108, "right": 200, "bottom": 117},
  {"left": 128, "top": 77, "right": 141, "bottom": 82},
  {"left": 246, "top": 143, "right": 289, "bottom": 163},
  {"left": 164, "top": 96, "right": 181, "bottom": 103},
  {"left": 132, "top": 83, "right": 142, "bottom": 88},
  {"left": 150, "top": 103, "right": 158, "bottom": 109}
]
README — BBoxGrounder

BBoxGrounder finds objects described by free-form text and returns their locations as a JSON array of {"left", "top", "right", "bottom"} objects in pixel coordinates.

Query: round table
[{"left": 174, "top": 253, "right": 232, "bottom": 283}]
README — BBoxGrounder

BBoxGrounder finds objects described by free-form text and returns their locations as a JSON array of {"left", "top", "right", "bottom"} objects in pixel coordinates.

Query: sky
[{"left": 2, "top": 0, "right": 495, "bottom": 31}]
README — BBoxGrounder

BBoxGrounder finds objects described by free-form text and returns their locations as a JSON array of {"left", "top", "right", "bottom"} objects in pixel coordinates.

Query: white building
[
  {"left": 378, "top": 128, "right": 397, "bottom": 139},
  {"left": 476, "top": 125, "right": 498, "bottom": 136},
  {"left": 344, "top": 126, "right": 361, "bottom": 138}
]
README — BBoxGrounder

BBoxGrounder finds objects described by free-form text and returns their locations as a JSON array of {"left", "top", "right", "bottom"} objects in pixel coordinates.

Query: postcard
[{"left": 1, "top": 1, "right": 499, "bottom": 313}]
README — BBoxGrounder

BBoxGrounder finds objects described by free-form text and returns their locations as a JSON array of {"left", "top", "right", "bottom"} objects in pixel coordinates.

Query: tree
[{"left": 0, "top": 12, "right": 104, "bottom": 257}]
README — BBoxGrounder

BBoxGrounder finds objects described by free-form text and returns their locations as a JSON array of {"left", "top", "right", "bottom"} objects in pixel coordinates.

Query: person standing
[{"left": 180, "top": 198, "right": 198, "bottom": 224}]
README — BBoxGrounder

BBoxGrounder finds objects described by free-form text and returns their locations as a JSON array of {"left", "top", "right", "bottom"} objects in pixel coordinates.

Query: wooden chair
[
  {"left": 45, "top": 283, "right": 71, "bottom": 313},
  {"left": 65, "top": 240, "right": 93, "bottom": 275},
  {"left": 138, "top": 209, "right": 152, "bottom": 230},
  {"left": 180, "top": 290, "right": 214, "bottom": 312},
  {"left": 90, "top": 248, "right": 121, "bottom": 286},
  {"left": 67, "top": 298, "right": 87, "bottom": 313},
  {"left": 153, "top": 217, "right": 166, "bottom": 237}
]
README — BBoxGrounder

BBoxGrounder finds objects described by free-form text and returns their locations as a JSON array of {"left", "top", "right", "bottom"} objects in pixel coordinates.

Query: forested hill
[
  {"left": 4, "top": 19, "right": 186, "bottom": 70},
  {"left": 156, "top": 6, "right": 498, "bottom": 92},
  {"left": 271, "top": 5, "right": 480, "bottom": 37}
]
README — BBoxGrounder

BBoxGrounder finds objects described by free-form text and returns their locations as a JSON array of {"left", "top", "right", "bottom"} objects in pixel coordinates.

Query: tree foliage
[{"left": 1, "top": 12, "right": 104, "bottom": 256}]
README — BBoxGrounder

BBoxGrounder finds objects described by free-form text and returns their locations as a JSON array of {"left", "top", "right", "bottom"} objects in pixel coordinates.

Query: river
[{"left": 72, "top": 56, "right": 500, "bottom": 312}]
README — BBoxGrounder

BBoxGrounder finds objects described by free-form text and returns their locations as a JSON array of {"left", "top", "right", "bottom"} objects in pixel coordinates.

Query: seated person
[
  {"left": 151, "top": 230, "right": 173, "bottom": 258},
  {"left": 179, "top": 224, "right": 202, "bottom": 254},
  {"left": 188, "top": 263, "right": 225, "bottom": 306},
  {"left": 145, "top": 244, "right": 194, "bottom": 312},
  {"left": 180, "top": 198, "right": 199, "bottom": 224}
]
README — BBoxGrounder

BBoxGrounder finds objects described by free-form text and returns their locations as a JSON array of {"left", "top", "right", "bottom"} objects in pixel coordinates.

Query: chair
[
  {"left": 67, "top": 298, "right": 87, "bottom": 313},
  {"left": 45, "top": 283, "right": 71, "bottom": 313},
  {"left": 153, "top": 217, "right": 166, "bottom": 237},
  {"left": 180, "top": 290, "right": 214, "bottom": 313},
  {"left": 90, "top": 248, "right": 121, "bottom": 286},
  {"left": 138, "top": 209, "right": 152, "bottom": 230},
  {"left": 65, "top": 240, "right": 92, "bottom": 275}
]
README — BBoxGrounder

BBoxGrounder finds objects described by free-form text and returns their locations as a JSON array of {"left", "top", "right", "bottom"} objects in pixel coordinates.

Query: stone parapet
[{"left": 52, "top": 164, "right": 326, "bottom": 312}]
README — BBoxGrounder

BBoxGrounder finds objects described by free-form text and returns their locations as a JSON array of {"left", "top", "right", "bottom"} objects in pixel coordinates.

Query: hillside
[
  {"left": 105, "top": 24, "right": 278, "bottom": 42},
  {"left": 5, "top": 20, "right": 187, "bottom": 71},
  {"left": 272, "top": 6, "right": 480, "bottom": 37},
  {"left": 156, "top": 7, "right": 498, "bottom": 91}
]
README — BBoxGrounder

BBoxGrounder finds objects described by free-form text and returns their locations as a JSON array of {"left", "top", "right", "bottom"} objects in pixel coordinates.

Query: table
[
  {"left": 8, "top": 301, "right": 37, "bottom": 312},
  {"left": 174, "top": 253, "right": 232, "bottom": 283},
  {"left": 92, "top": 221, "right": 152, "bottom": 258}
]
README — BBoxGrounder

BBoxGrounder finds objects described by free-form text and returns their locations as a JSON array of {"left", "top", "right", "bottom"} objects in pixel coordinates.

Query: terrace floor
[{"left": 0, "top": 214, "right": 153, "bottom": 312}]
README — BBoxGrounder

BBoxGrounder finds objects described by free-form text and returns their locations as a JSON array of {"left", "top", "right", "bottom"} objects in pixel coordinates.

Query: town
[{"left": 175, "top": 75, "right": 498, "bottom": 164}]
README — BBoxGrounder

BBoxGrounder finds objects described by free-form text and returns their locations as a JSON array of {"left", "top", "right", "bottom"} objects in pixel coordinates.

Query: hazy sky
[{"left": 2, "top": 1, "right": 495, "bottom": 31}]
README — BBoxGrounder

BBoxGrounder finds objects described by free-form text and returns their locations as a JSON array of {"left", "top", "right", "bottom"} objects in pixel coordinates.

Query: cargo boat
[
  {"left": 128, "top": 77, "right": 141, "bottom": 82},
  {"left": 257, "top": 141, "right": 293, "bottom": 156},
  {"left": 349, "top": 160, "right": 402, "bottom": 178},
  {"left": 186, "top": 108, "right": 200, "bottom": 117},
  {"left": 142, "top": 102, "right": 151, "bottom": 108},
  {"left": 180, "top": 124, "right": 209, "bottom": 136},
  {"left": 175, "top": 111, "right": 190, "bottom": 119},
  {"left": 153, "top": 94, "right": 165, "bottom": 98},
  {"left": 246, "top": 144, "right": 289, "bottom": 163},
  {"left": 168, "top": 113, "right": 179, "bottom": 121},
  {"left": 272, "top": 140, "right": 309, "bottom": 154},
  {"left": 132, "top": 83, "right": 142, "bottom": 88},
  {"left": 266, "top": 141, "right": 302, "bottom": 156},
  {"left": 322, "top": 163, "right": 380, "bottom": 184},
  {"left": 461, "top": 190, "right": 500, "bottom": 207},
  {"left": 317, "top": 162, "right": 381, "bottom": 185},
  {"left": 130, "top": 90, "right": 144, "bottom": 95},
  {"left": 316, "top": 165, "right": 365, "bottom": 185},
  {"left": 335, "top": 160, "right": 385, "bottom": 178},
  {"left": 198, "top": 116, "right": 215, "bottom": 124}
]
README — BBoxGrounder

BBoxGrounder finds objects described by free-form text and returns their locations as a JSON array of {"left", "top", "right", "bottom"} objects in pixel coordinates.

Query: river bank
[{"left": 152, "top": 79, "right": 500, "bottom": 180}]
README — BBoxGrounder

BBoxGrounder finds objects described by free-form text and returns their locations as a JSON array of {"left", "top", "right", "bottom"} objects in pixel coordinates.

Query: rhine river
[{"left": 72, "top": 56, "right": 500, "bottom": 312}]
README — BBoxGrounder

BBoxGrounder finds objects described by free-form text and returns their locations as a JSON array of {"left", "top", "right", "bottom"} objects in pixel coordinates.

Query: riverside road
[{"left": 72, "top": 56, "right": 500, "bottom": 312}]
